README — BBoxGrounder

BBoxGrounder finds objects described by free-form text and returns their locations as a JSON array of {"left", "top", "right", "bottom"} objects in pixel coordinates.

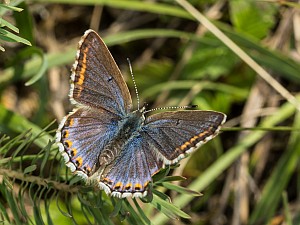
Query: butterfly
[{"left": 56, "top": 29, "right": 226, "bottom": 198}]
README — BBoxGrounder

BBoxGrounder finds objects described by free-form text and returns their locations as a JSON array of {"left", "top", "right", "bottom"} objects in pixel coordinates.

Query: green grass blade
[
  {"left": 0, "top": 104, "right": 54, "bottom": 150},
  {"left": 0, "top": 18, "right": 19, "bottom": 33},
  {"left": 0, "top": 27, "right": 31, "bottom": 45},
  {"left": 30, "top": 0, "right": 192, "bottom": 20}
]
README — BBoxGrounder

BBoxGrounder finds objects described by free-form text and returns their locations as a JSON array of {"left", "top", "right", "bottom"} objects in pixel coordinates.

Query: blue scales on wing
[
  {"left": 99, "top": 134, "right": 163, "bottom": 198},
  {"left": 70, "top": 30, "right": 132, "bottom": 116},
  {"left": 57, "top": 108, "right": 120, "bottom": 178}
]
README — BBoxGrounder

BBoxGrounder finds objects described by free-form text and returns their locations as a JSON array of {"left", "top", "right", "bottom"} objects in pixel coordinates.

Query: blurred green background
[{"left": 0, "top": 0, "right": 300, "bottom": 224}]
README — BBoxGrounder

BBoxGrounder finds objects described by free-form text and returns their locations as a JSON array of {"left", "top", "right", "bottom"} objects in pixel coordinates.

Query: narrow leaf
[
  {"left": 151, "top": 194, "right": 190, "bottom": 219},
  {"left": 24, "top": 165, "right": 37, "bottom": 174},
  {"left": 162, "top": 182, "right": 202, "bottom": 196}
]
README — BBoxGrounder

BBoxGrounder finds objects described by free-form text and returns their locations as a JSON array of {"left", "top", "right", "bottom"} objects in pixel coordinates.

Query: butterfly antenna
[
  {"left": 127, "top": 58, "right": 140, "bottom": 110},
  {"left": 144, "top": 105, "right": 197, "bottom": 114}
]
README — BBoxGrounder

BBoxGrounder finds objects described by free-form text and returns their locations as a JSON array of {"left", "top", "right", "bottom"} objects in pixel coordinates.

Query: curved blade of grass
[
  {"left": 218, "top": 24, "right": 300, "bottom": 83},
  {"left": 161, "top": 182, "right": 201, "bottom": 196},
  {"left": 150, "top": 193, "right": 190, "bottom": 220},
  {"left": 23, "top": 47, "right": 48, "bottom": 86},
  {"left": 31, "top": 0, "right": 192, "bottom": 20},
  {"left": 0, "top": 104, "right": 54, "bottom": 150},
  {"left": 282, "top": 192, "right": 292, "bottom": 225},
  {"left": 152, "top": 96, "right": 300, "bottom": 225},
  {"left": 175, "top": 0, "right": 300, "bottom": 111},
  {"left": 122, "top": 200, "right": 148, "bottom": 225},
  {"left": 133, "top": 199, "right": 151, "bottom": 225}
]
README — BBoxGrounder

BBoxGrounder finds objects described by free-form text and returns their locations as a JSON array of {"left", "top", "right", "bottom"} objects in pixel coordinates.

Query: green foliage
[
  {"left": 0, "top": 1, "right": 31, "bottom": 51},
  {"left": 229, "top": 0, "right": 277, "bottom": 39},
  {"left": 0, "top": 124, "right": 196, "bottom": 224},
  {"left": 0, "top": 0, "right": 299, "bottom": 224}
]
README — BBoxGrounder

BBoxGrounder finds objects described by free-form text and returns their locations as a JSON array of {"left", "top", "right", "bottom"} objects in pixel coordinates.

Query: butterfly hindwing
[
  {"left": 70, "top": 29, "right": 132, "bottom": 116},
  {"left": 99, "top": 135, "right": 163, "bottom": 198},
  {"left": 56, "top": 107, "right": 120, "bottom": 178}
]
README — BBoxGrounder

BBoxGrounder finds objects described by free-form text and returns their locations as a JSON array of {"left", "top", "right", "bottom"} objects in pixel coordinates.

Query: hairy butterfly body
[{"left": 56, "top": 30, "right": 226, "bottom": 198}]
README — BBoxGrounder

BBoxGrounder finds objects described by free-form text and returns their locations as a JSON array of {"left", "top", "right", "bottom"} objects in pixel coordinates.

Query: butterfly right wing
[{"left": 56, "top": 107, "right": 120, "bottom": 179}]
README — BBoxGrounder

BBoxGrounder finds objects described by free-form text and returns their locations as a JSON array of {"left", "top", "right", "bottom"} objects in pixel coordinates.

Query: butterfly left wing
[
  {"left": 70, "top": 29, "right": 132, "bottom": 116},
  {"left": 141, "top": 110, "right": 226, "bottom": 165},
  {"left": 99, "top": 135, "right": 163, "bottom": 198}
]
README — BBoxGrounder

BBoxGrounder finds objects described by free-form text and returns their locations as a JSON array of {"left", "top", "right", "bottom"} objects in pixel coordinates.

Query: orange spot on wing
[
  {"left": 63, "top": 130, "right": 69, "bottom": 138},
  {"left": 125, "top": 183, "right": 132, "bottom": 190},
  {"left": 134, "top": 183, "right": 142, "bottom": 190},
  {"left": 77, "top": 47, "right": 88, "bottom": 85},
  {"left": 190, "top": 136, "right": 198, "bottom": 143},
  {"left": 114, "top": 182, "right": 123, "bottom": 189},
  {"left": 198, "top": 130, "right": 209, "bottom": 138},
  {"left": 86, "top": 166, "right": 91, "bottom": 174},
  {"left": 180, "top": 144, "right": 187, "bottom": 151},
  {"left": 71, "top": 148, "right": 77, "bottom": 157},
  {"left": 75, "top": 157, "right": 83, "bottom": 167},
  {"left": 68, "top": 118, "right": 74, "bottom": 127},
  {"left": 64, "top": 140, "right": 72, "bottom": 148},
  {"left": 184, "top": 141, "right": 190, "bottom": 146}
]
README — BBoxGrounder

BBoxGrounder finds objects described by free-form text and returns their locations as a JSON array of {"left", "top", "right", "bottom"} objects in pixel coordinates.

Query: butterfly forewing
[{"left": 70, "top": 30, "right": 132, "bottom": 115}]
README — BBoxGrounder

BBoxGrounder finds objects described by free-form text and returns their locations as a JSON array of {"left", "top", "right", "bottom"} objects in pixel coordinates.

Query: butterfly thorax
[{"left": 98, "top": 110, "right": 145, "bottom": 168}]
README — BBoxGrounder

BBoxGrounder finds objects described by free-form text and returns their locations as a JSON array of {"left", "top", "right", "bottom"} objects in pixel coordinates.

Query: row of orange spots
[
  {"left": 104, "top": 180, "right": 147, "bottom": 191},
  {"left": 176, "top": 128, "right": 213, "bottom": 152},
  {"left": 76, "top": 47, "right": 88, "bottom": 85}
]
